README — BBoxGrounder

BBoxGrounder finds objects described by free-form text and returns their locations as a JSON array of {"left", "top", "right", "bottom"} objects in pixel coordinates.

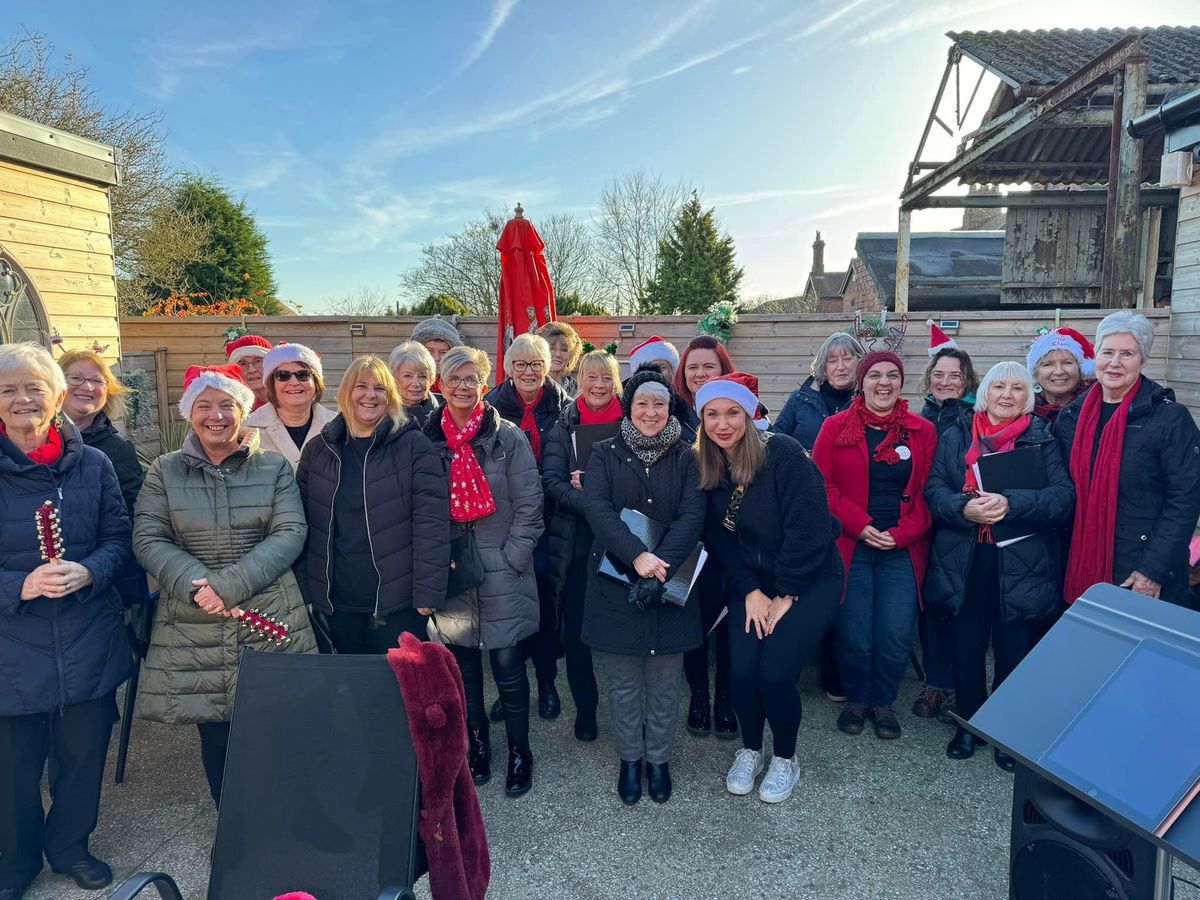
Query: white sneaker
[
  {"left": 725, "top": 748, "right": 765, "bottom": 796},
  {"left": 758, "top": 755, "right": 801, "bottom": 804}
]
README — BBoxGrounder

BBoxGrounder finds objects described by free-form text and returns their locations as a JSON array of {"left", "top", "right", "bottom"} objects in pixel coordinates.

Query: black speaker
[{"left": 1010, "top": 766, "right": 1157, "bottom": 900}]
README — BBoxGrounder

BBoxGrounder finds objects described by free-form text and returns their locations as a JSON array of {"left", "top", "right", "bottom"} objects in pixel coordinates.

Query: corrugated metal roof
[
  {"left": 948, "top": 27, "right": 1200, "bottom": 88},
  {"left": 856, "top": 232, "right": 1003, "bottom": 307}
]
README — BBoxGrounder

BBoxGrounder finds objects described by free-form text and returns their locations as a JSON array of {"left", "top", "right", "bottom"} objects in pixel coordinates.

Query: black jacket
[
  {"left": 80, "top": 412, "right": 148, "bottom": 607},
  {"left": 676, "top": 402, "right": 700, "bottom": 445},
  {"left": 924, "top": 416, "right": 1075, "bottom": 621},
  {"left": 0, "top": 421, "right": 135, "bottom": 716},
  {"left": 704, "top": 433, "right": 842, "bottom": 600},
  {"left": 920, "top": 395, "right": 974, "bottom": 437},
  {"left": 1056, "top": 377, "right": 1200, "bottom": 606},
  {"left": 405, "top": 393, "right": 442, "bottom": 429},
  {"left": 542, "top": 401, "right": 594, "bottom": 595},
  {"left": 772, "top": 377, "right": 849, "bottom": 451},
  {"left": 296, "top": 414, "right": 450, "bottom": 617},
  {"left": 484, "top": 378, "right": 569, "bottom": 470},
  {"left": 582, "top": 432, "right": 706, "bottom": 656}
]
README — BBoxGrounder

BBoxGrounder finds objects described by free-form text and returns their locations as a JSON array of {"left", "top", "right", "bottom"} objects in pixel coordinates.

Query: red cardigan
[{"left": 811, "top": 408, "right": 937, "bottom": 604}]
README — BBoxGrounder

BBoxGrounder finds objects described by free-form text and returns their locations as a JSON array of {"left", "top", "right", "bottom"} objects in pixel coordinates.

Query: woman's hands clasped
[
  {"left": 633, "top": 552, "right": 670, "bottom": 583},
  {"left": 858, "top": 525, "right": 896, "bottom": 550},
  {"left": 192, "top": 577, "right": 233, "bottom": 617},
  {"left": 964, "top": 490, "right": 1009, "bottom": 526},
  {"left": 20, "top": 561, "right": 94, "bottom": 600},
  {"left": 744, "top": 589, "right": 795, "bottom": 639}
]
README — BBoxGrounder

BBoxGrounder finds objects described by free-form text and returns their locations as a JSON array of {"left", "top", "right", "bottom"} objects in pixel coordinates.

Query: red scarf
[
  {"left": 576, "top": 394, "right": 623, "bottom": 425},
  {"left": 0, "top": 420, "right": 64, "bottom": 465},
  {"left": 442, "top": 404, "right": 497, "bottom": 524},
  {"left": 1033, "top": 380, "right": 1090, "bottom": 425},
  {"left": 963, "top": 412, "right": 1032, "bottom": 495},
  {"left": 519, "top": 388, "right": 545, "bottom": 463},
  {"left": 835, "top": 394, "right": 910, "bottom": 464},
  {"left": 1063, "top": 381, "right": 1141, "bottom": 604}
]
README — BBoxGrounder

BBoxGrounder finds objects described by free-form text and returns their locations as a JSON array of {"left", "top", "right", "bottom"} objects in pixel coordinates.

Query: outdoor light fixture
[
  {"left": 349, "top": 323, "right": 365, "bottom": 336},
  {"left": 618, "top": 323, "right": 636, "bottom": 337}
]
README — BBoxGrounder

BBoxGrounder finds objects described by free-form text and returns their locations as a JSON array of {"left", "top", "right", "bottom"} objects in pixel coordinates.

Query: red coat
[{"left": 811, "top": 408, "right": 936, "bottom": 605}]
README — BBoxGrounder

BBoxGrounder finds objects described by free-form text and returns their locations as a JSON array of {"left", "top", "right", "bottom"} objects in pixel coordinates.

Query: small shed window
[{"left": 0, "top": 251, "right": 48, "bottom": 345}]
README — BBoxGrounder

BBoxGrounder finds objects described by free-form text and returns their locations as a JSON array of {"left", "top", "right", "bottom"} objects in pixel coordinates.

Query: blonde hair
[
  {"left": 337, "top": 356, "right": 406, "bottom": 436},
  {"left": 440, "top": 345, "right": 492, "bottom": 386},
  {"left": 695, "top": 415, "right": 767, "bottom": 490},
  {"left": 576, "top": 350, "right": 622, "bottom": 395},
  {"left": 537, "top": 321, "right": 583, "bottom": 375},
  {"left": 58, "top": 348, "right": 127, "bottom": 418},
  {"left": 504, "top": 333, "right": 551, "bottom": 378}
]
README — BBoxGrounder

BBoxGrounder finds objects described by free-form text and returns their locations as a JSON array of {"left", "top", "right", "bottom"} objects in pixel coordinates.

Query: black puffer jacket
[
  {"left": 582, "top": 431, "right": 706, "bottom": 656},
  {"left": 920, "top": 395, "right": 975, "bottom": 437},
  {"left": 405, "top": 393, "right": 442, "bottom": 429},
  {"left": 543, "top": 401, "right": 590, "bottom": 595},
  {"left": 1056, "top": 377, "right": 1200, "bottom": 606},
  {"left": 296, "top": 414, "right": 450, "bottom": 617},
  {"left": 676, "top": 402, "right": 699, "bottom": 445},
  {"left": 485, "top": 378, "right": 569, "bottom": 469},
  {"left": 0, "top": 421, "right": 134, "bottom": 716},
  {"left": 924, "top": 416, "right": 1075, "bottom": 621},
  {"left": 772, "top": 377, "right": 850, "bottom": 451}
]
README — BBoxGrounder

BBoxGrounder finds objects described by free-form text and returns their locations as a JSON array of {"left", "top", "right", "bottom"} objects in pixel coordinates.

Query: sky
[{"left": 20, "top": 0, "right": 1200, "bottom": 311}]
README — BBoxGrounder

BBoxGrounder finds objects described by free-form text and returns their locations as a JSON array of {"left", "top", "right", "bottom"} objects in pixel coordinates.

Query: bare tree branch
[{"left": 327, "top": 286, "right": 397, "bottom": 316}]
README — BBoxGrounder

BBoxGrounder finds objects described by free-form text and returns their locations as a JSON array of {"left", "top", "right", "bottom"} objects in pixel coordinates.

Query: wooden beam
[
  {"left": 915, "top": 187, "right": 1179, "bottom": 209},
  {"left": 1109, "top": 52, "right": 1149, "bottom": 308},
  {"left": 905, "top": 48, "right": 958, "bottom": 193},
  {"left": 895, "top": 210, "right": 912, "bottom": 314},
  {"left": 1101, "top": 68, "right": 1125, "bottom": 307}
]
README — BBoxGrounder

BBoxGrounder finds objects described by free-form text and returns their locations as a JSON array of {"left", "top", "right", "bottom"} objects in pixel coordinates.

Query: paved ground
[{"left": 23, "top": 663, "right": 1200, "bottom": 900}]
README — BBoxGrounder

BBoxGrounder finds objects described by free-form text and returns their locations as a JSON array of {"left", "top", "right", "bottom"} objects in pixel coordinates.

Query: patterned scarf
[
  {"left": 577, "top": 394, "right": 623, "bottom": 425},
  {"left": 835, "top": 394, "right": 910, "bottom": 464},
  {"left": 620, "top": 416, "right": 682, "bottom": 467},
  {"left": 1063, "top": 381, "right": 1140, "bottom": 605},
  {"left": 441, "top": 404, "right": 496, "bottom": 524},
  {"left": 519, "top": 387, "right": 545, "bottom": 463},
  {"left": 0, "top": 420, "right": 64, "bottom": 465}
]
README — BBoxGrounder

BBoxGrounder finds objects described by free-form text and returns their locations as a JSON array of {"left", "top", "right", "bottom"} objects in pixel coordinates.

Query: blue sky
[{"left": 23, "top": 0, "right": 1200, "bottom": 310}]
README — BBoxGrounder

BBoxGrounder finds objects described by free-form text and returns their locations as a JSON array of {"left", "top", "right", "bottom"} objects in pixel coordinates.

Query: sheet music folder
[
  {"left": 597, "top": 508, "right": 706, "bottom": 608},
  {"left": 972, "top": 445, "right": 1046, "bottom": 545}
]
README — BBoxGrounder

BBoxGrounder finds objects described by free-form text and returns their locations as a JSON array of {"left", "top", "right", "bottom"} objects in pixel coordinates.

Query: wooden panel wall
[
  {"left": 120, "top": 309, "right": 1174, "bottom": 420},
  {"left": 1002, "top": 206, "right": 1105, "bottom": 306},
  {"left": 1167, "top": 177, "right": 1200, "bottom": 426},
  {"left": 0, "top": 159, "right": 120, "bottom": 361}
]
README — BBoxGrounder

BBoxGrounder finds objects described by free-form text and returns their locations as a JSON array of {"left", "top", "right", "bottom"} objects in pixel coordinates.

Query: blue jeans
[{"left": 836, "top": 545, "right": 918, "bottom": 709}]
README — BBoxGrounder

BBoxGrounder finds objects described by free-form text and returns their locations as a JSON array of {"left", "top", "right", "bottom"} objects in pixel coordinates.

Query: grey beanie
[{"left": 410, "top": 315, "right": 464, "bottom": 348}]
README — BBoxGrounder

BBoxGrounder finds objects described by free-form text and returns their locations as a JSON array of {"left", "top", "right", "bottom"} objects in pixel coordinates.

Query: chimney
[{"left": 812, "top": 230, "right": 825, "bottom": 275}]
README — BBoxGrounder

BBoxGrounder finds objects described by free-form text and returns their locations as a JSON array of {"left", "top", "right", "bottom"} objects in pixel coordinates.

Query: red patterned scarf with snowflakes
[{"left": 442, "top": 404, "right": 497, "bottom": 523}]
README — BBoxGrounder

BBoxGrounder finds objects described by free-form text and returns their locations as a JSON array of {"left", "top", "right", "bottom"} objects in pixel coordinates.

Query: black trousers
[
  {"left": 0, "top": 694, "right": 117, "bottom": 890},
  {"left": 684, "top": 566, "right": 731, "bottom": 700},
  {"left": 518, "top": 572, "right": 560, "bottom": 685},
  {"left": 450, "top": 645, "right": 530, "bottom": 749},
  {"left": 727, "top": 572, "right": 841, "bottom": 759},
  {"left": 196, "top": 721, "right": 231, "bottom": 807},
  {"left": 561, "top": 536, "right": 598, "bottom": 714},
  {"left": 952, "top": 544, "right": 1034, "bottom": 720},
  {"left": 323, "top": 609, "right": 429, "bottom": 655}
]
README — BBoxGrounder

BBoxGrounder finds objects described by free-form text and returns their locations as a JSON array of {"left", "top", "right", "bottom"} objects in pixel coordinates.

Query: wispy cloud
[
  {"left": 150, "top": 33, "right": 285, "bottom": 100},
  {"left": 457, "top": 0, "right": 519, "bottom": 74},
  {"left": 731, "top": 65, "right": 752, "bottom": 76},
  {"left": 788, "top": 0, "right": 875, "bottom": 40},
  {"left": 855, "top": 0, "right": 1019, "bottom": 46},
  {"left": 709, "top": 185, "right": 852, "bottom": 208}
]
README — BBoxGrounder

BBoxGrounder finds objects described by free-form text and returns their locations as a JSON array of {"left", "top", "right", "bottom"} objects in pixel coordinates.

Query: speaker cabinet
[{"left": 1010, "top": 766, "right": 1157, "bottom": 900}]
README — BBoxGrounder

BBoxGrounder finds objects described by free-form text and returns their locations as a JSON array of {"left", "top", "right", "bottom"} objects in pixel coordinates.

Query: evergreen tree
[
  {"left": 642, "top": 193, "right": 743, "bottom": 315},
  {"left": 403, "top": 294, "right": 470, "bottom": 317}
]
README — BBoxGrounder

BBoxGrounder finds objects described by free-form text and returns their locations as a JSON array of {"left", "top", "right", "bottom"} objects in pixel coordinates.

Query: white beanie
[
  {"left": 262, "top": 343, "right": 323, "bottom": 381},
  {"left": 178, "top": 364, "right": 255, "bottom": 419}
]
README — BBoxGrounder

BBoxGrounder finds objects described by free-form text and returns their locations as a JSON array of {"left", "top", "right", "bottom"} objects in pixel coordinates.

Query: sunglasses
[{"left": 273, "top": 370, "right": 313, "bottom": 383}]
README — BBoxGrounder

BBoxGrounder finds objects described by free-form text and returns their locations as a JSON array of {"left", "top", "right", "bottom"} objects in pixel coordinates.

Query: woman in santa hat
[
  {"left": 1026, "top": 326, "right": 1094, "bottom": 425},
  {"left": 245, "top": 342, "right": 335, "bottom": 470},
  {"left": 626, "top": 335, "right": 680, "bottom": 382},
  {"left": 224, "top": 334, "right": 272, "bottom": 410},
  {"left": 133, "top": 364, "right": 316, "bottom": 806},
  {"left": 697, "top": 373, "right": 842, "bottom": 804}
]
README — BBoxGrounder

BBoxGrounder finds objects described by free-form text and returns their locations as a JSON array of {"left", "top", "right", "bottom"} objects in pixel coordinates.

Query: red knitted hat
[{"left": 856, "top": 350, "right": 905, "bottom": 391}]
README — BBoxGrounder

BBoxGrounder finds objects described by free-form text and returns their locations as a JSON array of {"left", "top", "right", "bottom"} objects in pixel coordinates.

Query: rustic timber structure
[{"left": 899, "top": 27, "right": 1200, "bottom": 313}]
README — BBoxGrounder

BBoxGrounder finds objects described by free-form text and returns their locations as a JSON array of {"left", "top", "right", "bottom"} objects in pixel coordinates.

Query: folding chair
[{"left": 112, "top": 651, "right": 421, "bottom": 900}]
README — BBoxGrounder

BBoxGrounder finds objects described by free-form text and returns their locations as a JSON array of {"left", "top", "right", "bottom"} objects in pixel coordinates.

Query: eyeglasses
[
  {"left": 931, "top": 372, "right": 963, "bottom": 382},
  {"left": 512, "top": 360, "right": 545, "bottom": 374},
  {"left": 273, "top": 370, "right": 313, "bottom": 383},
  {"left": 444, "top": 375, "right": 482, "bottom": 389},
  {"left": 65, "top": 374, "right": 106, "bottom": 389}
]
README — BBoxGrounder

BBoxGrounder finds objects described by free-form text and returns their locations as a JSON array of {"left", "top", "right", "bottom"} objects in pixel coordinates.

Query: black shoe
[
  {"left": 686, "top": 692, "right": 711, "bottom": 736},
  {"left": 52, "top": 855, "right": 112, "bottom": 890},
  {"left": 869, "top": 706, "right": 902, "bottom": 740},
  {"left": 646, "top": 762, "right": 672, "bottom": 803},
  {"left": 713, "top": 691, "right": 738, "bottom": 740},
  {"left": 468, "top": 725, "right": 491, "bottom": 785},
  {"left": 617, "top": 759, "right": 643, "bottom": 805},
  {"left": 946, "top": 726, "right": 981, "bottom": 760},
  {"left": 574, "top": 709, "right": 598, "bottom": 742},
  {"left": 489, "top": 697, "right": 504, "bottom": 722},
  {"left": 994, "top": 749, "right": 1017, "bottom": 773},
  {"left": 837, "top": 703, "right": 867, "bottom": 735},
  {"left": 537, "top": 681, "right": 561, "bottom": 720},
  {"left": 505, "top": 743, "right": 533, "bottom": 797}
]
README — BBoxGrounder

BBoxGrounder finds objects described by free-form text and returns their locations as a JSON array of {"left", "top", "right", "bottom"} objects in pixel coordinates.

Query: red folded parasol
[{"left": 496, "top": 204, "right": 556, "bottom": 381}]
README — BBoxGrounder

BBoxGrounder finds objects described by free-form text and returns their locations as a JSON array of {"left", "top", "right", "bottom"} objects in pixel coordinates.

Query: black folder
[
  {"left": 974, "top": 445, "right": 1047, "bottom": 545},
  {"left": 572, "top": 423, "right": 620, "bottom": 471},
  {"left": 597, "top": 508, "right": 706, "bottom": 608}
]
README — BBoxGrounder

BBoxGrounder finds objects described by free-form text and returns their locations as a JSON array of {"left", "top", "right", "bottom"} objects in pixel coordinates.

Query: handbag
[{"left": 447, "top": 523, "right": 486, "bottom": 597}]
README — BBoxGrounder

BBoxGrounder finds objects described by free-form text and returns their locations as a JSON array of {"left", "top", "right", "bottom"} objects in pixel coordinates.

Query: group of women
[{"left": 1, "top": 309, "right": 1198, "bottom": 898}]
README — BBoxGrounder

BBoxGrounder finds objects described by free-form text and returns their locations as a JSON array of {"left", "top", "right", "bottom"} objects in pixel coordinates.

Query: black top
[
  {"left": 865, "top": 427, "right": 912, "bottom": 531},
  {"left": 818, "top": 382, "right": 853, "bottom": 417},
  {"left": 1091, "top": 401, "right": 1120, "bottom": 464},
  {"left": 284, "top": 414, "right": 312, "bottom": 452},
  {"left": 330, "top": 435, "right": 379, "bottom": 614}
]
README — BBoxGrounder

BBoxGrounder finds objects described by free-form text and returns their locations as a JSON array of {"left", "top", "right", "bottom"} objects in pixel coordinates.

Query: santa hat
[
  {"left": 628, "top": 336, "right": 679, "bottom": 375},
  {"left": 262, "top": 342, "right": 323, "bottom": 381},
  {"left": 695, "top": 372, "right": 769, "bottom": 430},
  {"left": 1027, "top": 326, "right": 1095, "bottom": 378},
  {"left": 179, "top": 364, "right": 255, "bottom": 418},
  {"left": 411, "top": 316, "right": 464, "bottom": 348},
  {"left": 925, "top": 320, "right": 958, "bottom": 357},
  {"left": 225, "top": 334, "right": 271, "bottom": 365}
]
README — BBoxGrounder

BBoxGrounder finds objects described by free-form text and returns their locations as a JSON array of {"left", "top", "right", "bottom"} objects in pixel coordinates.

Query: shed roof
[
  {"left": 855, "top": 232, "right": 1003, "bottom": 309},
  {"left": 0, "top": 109, "right": 121, "bottom": 186}
]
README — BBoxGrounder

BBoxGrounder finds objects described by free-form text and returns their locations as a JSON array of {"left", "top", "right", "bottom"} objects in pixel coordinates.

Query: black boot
[
  {"left": 946, "top": 726, "right": 984, "bottom": 760},
  {"left": 537, "top": 680, "right": 561, "bottom": 720},
  {"left": 574, "top": 708, "right": 598, "bottom": 742},
  {"left": 505, "top": 742, "right": 533, "bottom": 797},
  {"left": 489, "top": 697, "right": 504, "bottom": 722},
  {"left": 468, "top": 724, "right": 491, "bottom": 785},
  {"left": 713, "top": 691, "right": 738, "bottom": 740},
  {"left": 686, "top": 691, "right": 711, "bottom": 736},
  {"left": 617, "top": 759, "right": 642, "bottom": 805},
  {"left": 994, "top": 749, "right": 1017, "bottom": 773},
  {"left": 646, "top": 762, "right": 672, "bottom": 803}
]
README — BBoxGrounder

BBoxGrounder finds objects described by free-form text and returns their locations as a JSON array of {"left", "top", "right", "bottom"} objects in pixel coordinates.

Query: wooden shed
[{"left": 0, "top": 109, "right": 122, "bottom": 358}]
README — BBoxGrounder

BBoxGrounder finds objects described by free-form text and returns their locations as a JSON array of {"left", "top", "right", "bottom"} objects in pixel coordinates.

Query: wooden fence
[{"left": 119, "top": 309, "right": 1174, "bottom": 422}]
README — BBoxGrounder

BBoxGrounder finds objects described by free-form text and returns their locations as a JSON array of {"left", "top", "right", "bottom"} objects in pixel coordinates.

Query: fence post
[{"left": 154, "top": 346, "right": 170, "bottom": 433}]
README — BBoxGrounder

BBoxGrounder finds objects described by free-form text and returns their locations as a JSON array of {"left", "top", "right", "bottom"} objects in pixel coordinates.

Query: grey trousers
[{"left": 598, "top": 652, "right": 684, "bottom": 765}]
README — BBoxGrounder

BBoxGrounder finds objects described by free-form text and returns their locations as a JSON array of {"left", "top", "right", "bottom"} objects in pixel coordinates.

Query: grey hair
[
  {"left": 440, "top": 345, "right": 492, "bottom": 386},
  {"left": 975, "top": 361, "right": 1036, "bottom": 415},
  {"left": 1095, "top": 311, "right": 1155, "bottom": 362},
  {"left": 504, "top": 333, "right": 552, "bottom": 377},
  {"left": 388, "top": 341, "right": 436, "bottom": 382},
  {"left": 810, "top": 332, "right": 866, "bottom": 385},
  {"left": 632, "top": 380, "right": 670, "bottom": 404},
  {"left": 0, "top": 341, "right": 66, "bottom": 393}
]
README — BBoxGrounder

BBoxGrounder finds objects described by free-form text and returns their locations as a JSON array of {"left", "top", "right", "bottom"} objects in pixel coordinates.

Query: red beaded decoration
[{"left": 35, "top": 501, "right": 64, "bottom": 563}]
